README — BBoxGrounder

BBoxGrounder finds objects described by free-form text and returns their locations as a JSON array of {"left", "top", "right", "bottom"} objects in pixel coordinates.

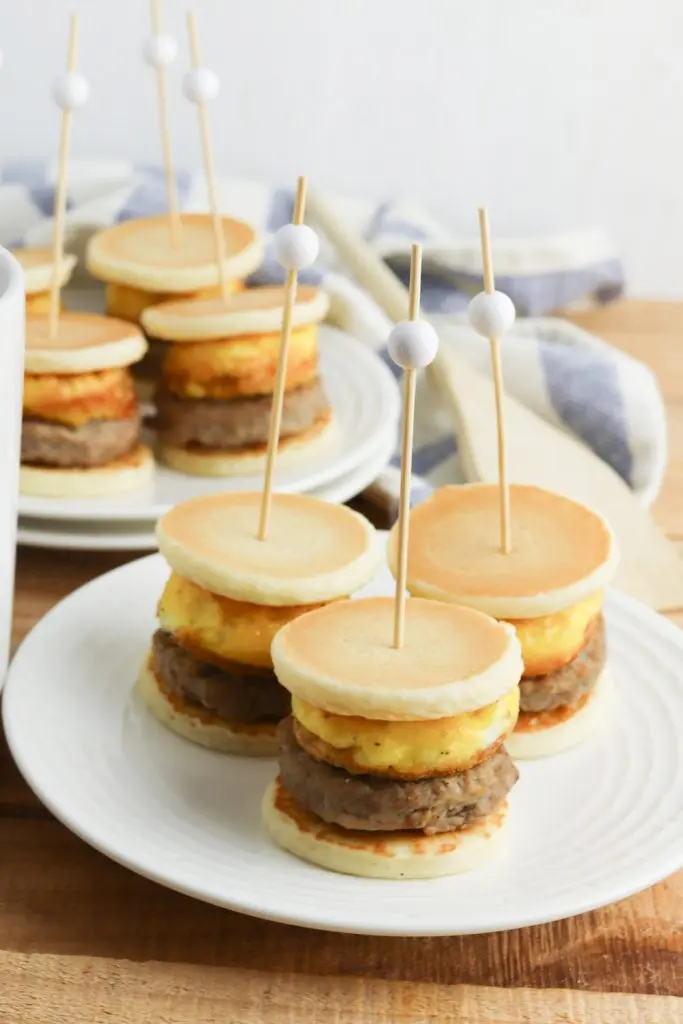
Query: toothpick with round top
[
  {"left": 143, "top": 0, "right": 182, "bottom": 246},
  {"left": 183, "top": 11, "right": 229, "bottom": 302},
  {"left": 48, "top": 14, "right": 89, "bottom": 340},
  {"left": 258, "top": 176, "right": 319, "bottom": 541},
  {"left": 468, "top": 207, "right": 516, "bottom": 555},
  {"left": 387, "top": 243, "right": 439, "bottom": 648}
]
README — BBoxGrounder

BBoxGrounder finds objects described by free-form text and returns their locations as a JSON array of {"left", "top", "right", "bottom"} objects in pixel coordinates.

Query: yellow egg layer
[
  {"left": 158, "top": 572, "right": 330, "bottom": 669},
  {"left": 106, "top": 279, "right": 243, "bottom": 324},
  {"left": 508, "top": 591, "right": 603, "bottom": 677},
  {"left": 25, "top": 291, "right": 62, "bottom": 315},
  {"left": 292, "top": 689, "right": 520, "bottom": 778},
  {"left": 23, "top": 367, "right": 138, "bottom": 427},
  {"left": 161, "top": 324, "right": 319, "bottom": 400}
]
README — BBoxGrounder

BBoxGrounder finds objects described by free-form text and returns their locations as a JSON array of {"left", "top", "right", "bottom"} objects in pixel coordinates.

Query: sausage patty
[
  {"left": 21, "top": 414, "right": 140, "bottom": 468},
  {"left": 151, "top": 629, "right": 290, "bottom": 725},
  {"left": 278, "top": 717, "right": 518, "bottom": 835},
  {"left": 519, "top": 615, "right": 606, "bottom": 713},
  {"left": 155, "top": 378, "right": 329, "bottom": 450}
]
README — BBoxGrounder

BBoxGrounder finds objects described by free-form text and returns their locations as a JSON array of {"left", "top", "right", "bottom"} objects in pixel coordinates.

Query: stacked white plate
[{"left": 18, "top": 325, "right": 401, "bottom": 550}]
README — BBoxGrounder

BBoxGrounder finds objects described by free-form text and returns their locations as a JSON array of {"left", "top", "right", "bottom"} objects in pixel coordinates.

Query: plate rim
[{"left": 5, "top": 552, "right": 683, "bottom": 936}]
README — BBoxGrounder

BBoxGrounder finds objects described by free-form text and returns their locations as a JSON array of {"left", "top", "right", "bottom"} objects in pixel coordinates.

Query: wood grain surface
[{"left": 2, "top": 299, "right": 683, "bottom": 1023}]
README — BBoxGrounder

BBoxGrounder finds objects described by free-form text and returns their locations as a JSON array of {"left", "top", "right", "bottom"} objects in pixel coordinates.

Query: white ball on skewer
[
  {"left": 273, "top": 223, "right": 319, "bottom": 270},
  {"left": 387, "top": 319, "right": 439, "bottom": 370},
  {"left": 468, "top": 290, "right": 515, "bottom": 339},
  {"left": 52, "top": 71, "right": 90, "bottom": 111},
  {"left": 142, "top": 34, "right": 178, "bottom": 69},
  {"left": 182, "top": 67, "right": 219, "bottom": 104}
]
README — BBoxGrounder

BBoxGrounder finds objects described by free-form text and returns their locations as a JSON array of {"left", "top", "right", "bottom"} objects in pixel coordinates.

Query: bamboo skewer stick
[
  {"left": 48, "top": 14, "right": 80, "bottom": 341},
  {"left": 258, "top": 176, "right": 308, "bottom": 541},
  {"left": 477, "top": 207, "right": 512, "bottom": 555},
  {"left": 149, "top": 0, "right": 182, "bottom": 246},
  {"left": 392, "top": 244, "right": 422, "bottom": 648},
  {"left": 185, "top": 11, "right": 230, "bottom": 303},
  {"left": 386, "top": 243, "right": 438, "bottom": 648}
]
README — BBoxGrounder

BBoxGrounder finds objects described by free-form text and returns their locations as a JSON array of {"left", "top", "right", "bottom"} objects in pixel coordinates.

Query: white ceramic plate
[
  {"left": 5, "top": 550, "right": 683, "bottom": 936},
  {"left": 15, "top": 427, "right": 397, "bottom": 552},
  {"left": 18, "top": 326, "right": 400, "bottom": 524}
]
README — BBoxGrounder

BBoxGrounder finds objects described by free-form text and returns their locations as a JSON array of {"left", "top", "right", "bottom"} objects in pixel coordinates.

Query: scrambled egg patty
[
  {"left": 105, "top": 280, "right": 243, "bottom": 324},
  {"left": 25, "top": 291, "right": 60, "bottom": 315},
  {"left": 161, "top": 324, "right": 319, "bottom": 399},
  {"left": 291, "top": 689, "right": 520, "bottom": 778},
  {"left": 509, "top": 591, "right": 603, "bottom": 677},
  {"left": 23, "top": 367, "right": 137, "bottom": 427},
  {"left": 158, "top": 572, "right": 330, "bottom": 668}
]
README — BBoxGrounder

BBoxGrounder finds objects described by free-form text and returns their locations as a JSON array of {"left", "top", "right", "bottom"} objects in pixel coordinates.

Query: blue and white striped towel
[{"left": 2, "top": 160, "right": 665, "bottom": 508}]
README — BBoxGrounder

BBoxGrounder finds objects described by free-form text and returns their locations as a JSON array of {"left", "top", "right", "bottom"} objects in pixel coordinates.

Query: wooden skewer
[
  {"left": 393, "top": 242, "right": 422, "bottom": 649},
  {"left": 186, "top": 11, "right": 230, "bottom": 303},
  {"left": 48, "top": 14, "right": 79, "bottom": 341},
  {"left": 150, "top": 0, "right": 182, "bottom": 246},
  {"left": 478, "top": 206, "right": 511, "bottom": 555},
  {"left": 258, "top": 176, "right": 308, "bottom": 541}
]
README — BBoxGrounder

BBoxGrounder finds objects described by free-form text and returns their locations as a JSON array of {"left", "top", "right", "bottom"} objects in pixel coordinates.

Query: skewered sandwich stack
[
  {"left": 137, "top": 491, "right": 381, "bottom": 754},
  {"left": 21, "top": 312, "right": 153, "bottom": 497},
  {"left": 141, "top": 285, "right": 332, "bottom": 476},
  {"left": 262, "top": 595, "right": 523, "bottom": 877},
  {"left": 388, "top": 483, "right": 619, "bottom": 758},
  {"left": 86, "top": 213, "right": 262, "bottom": 391}
]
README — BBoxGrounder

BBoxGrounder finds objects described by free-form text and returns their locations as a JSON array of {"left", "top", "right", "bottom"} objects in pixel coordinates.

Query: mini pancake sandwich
[
  {"left": 13, "top": 247, "right": 77, "bottom": 314},
  {"left": 388, "top": 484, "right": 620, "bottom": 759},
  {"left": 86, "top": 213, "right": 262, "bottom": 324},
  {"left": 140, "top": 285, "right": 332, "bottom": 477},
  {"left": 21, "top": 312, "right": 153, "bottom": 497},
  {"left": 137, "top": 492, "right": 381, "bottom": 755},
  {"left": 262, "top": 596, "right": 523, "bottom": 879}
]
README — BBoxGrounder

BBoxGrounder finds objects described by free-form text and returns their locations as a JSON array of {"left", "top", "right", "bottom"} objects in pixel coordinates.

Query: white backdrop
[{"left": 3, "top": 0, "right": 683, "bottom": 296}]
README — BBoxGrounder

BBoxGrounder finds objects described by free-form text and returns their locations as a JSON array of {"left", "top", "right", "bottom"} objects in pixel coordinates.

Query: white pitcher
[{"left": 0, "top": 248, "right": 25, "bottom": 682}]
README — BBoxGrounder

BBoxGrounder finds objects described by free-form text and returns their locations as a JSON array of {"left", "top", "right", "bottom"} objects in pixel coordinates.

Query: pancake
[
  {"left": 157, "top": 409, "right": 334, "bottom": 478},
  {"left": 86, "top": 213, "right": 263, "bottom": 292},
  {"left": 271, "top": 596, "right": 523, "bottom": 721},
  {"left": 262, "top": 779, "right": 509, "bottom": 879},
  {"left": 506, "top": 670, "right": 612, "bottom": 759},
  {"left": 25, "top": 313, "right": 147, "bottom": 375},
  {"left": 137, "top": 654, "right": 279, "bottom": 756},
  {"left": 155, "top": 492, "right": 381, "bottom": 607},
  {"left": 141, "top": 285, "right": 329, "bottom": 342},
  {"left": 389, "top": 483, "right": 619, "bottom": 619},
  {"left": 12, "top": 247, "right": 77, "bottom": 294},
  {"left": 19, "top": 443, "right": 154, "bottom": 498}
]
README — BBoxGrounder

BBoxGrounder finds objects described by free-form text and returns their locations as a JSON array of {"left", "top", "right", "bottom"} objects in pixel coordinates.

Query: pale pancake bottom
[
  {"left": 507, "top": 670, "right": 613, "bottom": 760},
  {"left": 262, "top": 779, "right": 508, "bottom": 879},
  {"left": 19, "top": 445, "right": 154, "bottom": 498},
  {"left": 137, "top": 657, "right": 279, "bottom": 757},
  {"left": 158, "top": 413, "right": 335, "bottom": 478}
]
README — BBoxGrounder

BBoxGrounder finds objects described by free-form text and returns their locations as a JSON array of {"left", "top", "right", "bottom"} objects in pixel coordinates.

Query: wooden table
[{"left": 3, "top": 299, "right": 683, "bottom": 1024}]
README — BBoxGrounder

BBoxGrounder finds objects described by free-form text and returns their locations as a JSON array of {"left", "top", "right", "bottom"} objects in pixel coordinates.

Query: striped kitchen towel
[{"left": 1, "top": 159, "right": 664, "bottom": 509}]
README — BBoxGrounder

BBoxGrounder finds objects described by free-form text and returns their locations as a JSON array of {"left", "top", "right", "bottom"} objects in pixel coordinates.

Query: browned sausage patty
[
  {"left": 22, "top": 414, "right": 140, "bottom": 468},
  {"left": 277, "top": 717, "right": 518, "bottom": 835},
  {"left": 151, "top": 629, "right": 290, "bottom": 725},
  {"left": 154, "top": 378, "right": 329, "bottom": 450},
  {"left": 519, "top": 615, "right": 606, "bottom": 713}
]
